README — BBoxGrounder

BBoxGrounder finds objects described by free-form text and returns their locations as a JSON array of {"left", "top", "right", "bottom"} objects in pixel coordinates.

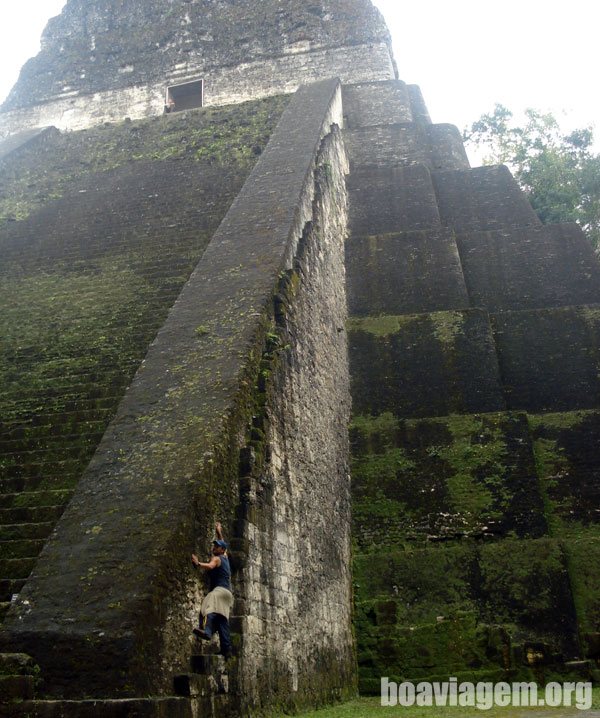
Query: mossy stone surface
[
  {"left": 0, "top": 97, "right": 287, "bottom": 487},
  {"left": 529, "top": 410, "right": 600, "bottom": 538},
  {"left": 348, "top": 310, "right": 505, "bottom": 418},
  {"left": 353, "top": 538, "right": 580, "bottom": 689},
  {"left": 351, "top": 411, "right": 547, "bottom": 549}
]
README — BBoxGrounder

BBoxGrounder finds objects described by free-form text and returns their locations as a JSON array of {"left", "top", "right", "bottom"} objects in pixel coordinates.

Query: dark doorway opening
[{"left": 165, "top": 80, "right": 204, "bottom": 113}]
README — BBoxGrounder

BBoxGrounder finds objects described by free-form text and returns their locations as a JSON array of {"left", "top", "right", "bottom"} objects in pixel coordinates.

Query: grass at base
[{"left": 273, "top": 690, "right": 600, "bottom": 718}]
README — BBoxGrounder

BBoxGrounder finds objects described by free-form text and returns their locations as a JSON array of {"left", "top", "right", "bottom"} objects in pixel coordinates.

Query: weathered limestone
[
  {"left": 0, "top": 0, "right": 395, "bottom": 136},
  {"left": 346, "top": 229, "right": 470, "bottom": 315},
  {"left": 343, "top": 76, "right": 600, "bottom": 690},
  {"left": 344, "top": 123, "right": 469, "bottom": 170},
  {"left": 1, "top": 79, "right": 355, "bottom": 712},
  {"left": 457, "top": 224, "right": 600, "bottom": 311},
  {"left": 348, "top": 165, "right": 441, "bottom": 235},
  {"left": 433, "top": 166, "right": 542, "bottom": 232},
  {"left": 1, "top": 0, "right": 600, "bottom": 707},
  {"left": 235, "top": 123, "right": 354, "bottom": 713}
]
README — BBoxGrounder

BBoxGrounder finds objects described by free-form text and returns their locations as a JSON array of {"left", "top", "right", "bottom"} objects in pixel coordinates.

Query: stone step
[
  {"left": 1, "top": 386, "right": 128, "bottom": 408},
  {"left": 0, "top": 673, "right": 35, "bottom": 701},
  {"left": 1, "top": 407, "right": 116, "bottom": 428},
  {"left": 0, "top": 460, "right": 83, "bottom": 480},
  {"left": 1, "top": 420, "right": 108, "bottom": 441},
  {"left": 0, "top": 433, "right": 104, "bottom": 456},
  {"left": 0, "top": 490, "right": 73, "bottom": 510},
  {"left": 174, "top": 672, "right": 227, "bottom": 697},
  {"left": 0, "top": 579, "right": 26, "bottom": 602},
  {"left": 0, "top": 539, "right": 46, "bottom": 560},
  {"left": 0, "top": 557, "right": 36, "bottom": 579},
  {"left": 0, "top": 445, "right": 96, "bottom": 463},
  {"left": 0, "top": 522, "right": 54, "bottom": 541},
  {"left": 1, "top": 416, "right": 111, "bottom": 438},
  {"left": 7, "top": 697, "right": 194, "bottom": 717},
  {"left": 0, "top": 505, "right": 65, "bottom": 525},
  {"left": 0, "top": 477, "right": 28, "bottom": 494},
  {"left": 0, "top": 475, "right": 77, "bottom": 494},
  {"left": 190, "top": 653, "right": 227, "bottom": 675},
  {"left": 0, "top": 372, "right": 129, "bottom": 394}
]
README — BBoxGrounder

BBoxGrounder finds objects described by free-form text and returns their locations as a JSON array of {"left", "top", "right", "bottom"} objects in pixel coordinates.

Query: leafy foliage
[{"left": 464, "top": 105, "right": 600, "bottom": 249}]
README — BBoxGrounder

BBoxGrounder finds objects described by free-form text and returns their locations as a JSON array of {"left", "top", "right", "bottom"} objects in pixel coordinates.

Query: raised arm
[{"left": 191, "top": 554, "right": 221, "bottom": 570}]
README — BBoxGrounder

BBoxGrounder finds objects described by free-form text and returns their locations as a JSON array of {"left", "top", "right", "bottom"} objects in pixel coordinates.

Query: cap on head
[{"left": 213, "top": 539, "right": 228, "bottom": 550}]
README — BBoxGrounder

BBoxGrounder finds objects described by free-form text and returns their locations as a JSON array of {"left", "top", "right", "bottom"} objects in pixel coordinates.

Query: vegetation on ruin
[
  {"left": 350, "top": 407, "right": 600, "bottom": 694},
  {"left": 350, "top": 411, "right": 532, "bottom": 549},
  {"left": 0, "top": 95, "right": 289, "bottom": 225},
  {"left": 0, "top": 96, "right": 288, "bottom": 538},
  {"left": 464, "top": 105, "right": 600, "bottom": 249}
]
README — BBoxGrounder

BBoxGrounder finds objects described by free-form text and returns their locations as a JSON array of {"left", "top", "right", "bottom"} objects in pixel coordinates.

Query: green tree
[{"left": 464, "top": 104, "right": 600, "bottom": 249}]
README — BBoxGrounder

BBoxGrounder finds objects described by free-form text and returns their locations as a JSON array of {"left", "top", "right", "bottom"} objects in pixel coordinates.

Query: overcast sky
[{"left": 0, "top": 0, "right": 598, "bottom": 144}]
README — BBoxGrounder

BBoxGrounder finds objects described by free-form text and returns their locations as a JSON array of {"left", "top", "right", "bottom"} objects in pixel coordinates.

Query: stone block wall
[
  {"left": 343, "top": 81, "right": 413, "bottom": 129},
  {"left": 235, "top": 126, "right": 354, "bottom": 714},
  {"left": 457, "top": 224, "right": 600, "bottom": 311},
  {"left": 348, "top": 165, "right": 441, "bottom": 235},
  {"left": 344, "top": 123, "right": 468, "bottom": 171},
  {"left": 433, "top": 166, "right": 542, "bottom": 232},
  {"left": 348, "top": 310, "right": 505, "bottom": 418},
  {"left": 493, "top": 307, "right": 600, "bottom": 412},
  {"left": 345, "top": 229, "right": 469, "bottom": 315},
  {"left": 343, "top": 80, "right": 600, "bottom": 690},
  {"left": 1, "top": 79, "right": 355, "bottom": 713},
  {"left": 0, "top": 0, "right": 395, "bottom": 136}
]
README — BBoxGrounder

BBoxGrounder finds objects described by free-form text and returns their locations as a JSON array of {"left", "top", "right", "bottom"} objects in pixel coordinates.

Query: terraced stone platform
[{"left": 344, "top": 79, "right": 600, "bottom": 691}]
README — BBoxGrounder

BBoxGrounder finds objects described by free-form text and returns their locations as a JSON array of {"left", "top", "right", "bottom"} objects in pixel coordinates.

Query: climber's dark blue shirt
[{"left": 209, "top": 554, "right": 232, "bottom": 591}]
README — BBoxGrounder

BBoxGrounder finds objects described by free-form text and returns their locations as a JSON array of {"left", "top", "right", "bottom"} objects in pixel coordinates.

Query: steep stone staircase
[{"left": 0, "top": 100, "right": 285, "bottom": 644}]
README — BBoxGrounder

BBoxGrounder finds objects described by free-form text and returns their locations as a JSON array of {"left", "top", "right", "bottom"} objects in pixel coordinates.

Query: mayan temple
[{"left": 0, "top": 0, "right": 598, "bottom": 715}]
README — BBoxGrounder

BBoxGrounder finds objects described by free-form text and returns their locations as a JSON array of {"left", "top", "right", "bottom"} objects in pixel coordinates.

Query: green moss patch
[
  {"left": 0, "top": 96, "right": 289, "bottom": 225},
  {"left": 562, "top": 538, "right": 600, "bottom": 651},
  {"left": 348, "top": 310, "right": 504, "bottom": 418},
  {"left": 353, "top": 538, "right": 580, "bottom": 687},
  {"left": 529, "top": 411, "right": 600, "bottom": 536},
  {"left": 477, "top": 539, "right": 578, "bottom": 653},
  {"left": 351, "top": 412, "right": 546, "bottom": 549}
]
